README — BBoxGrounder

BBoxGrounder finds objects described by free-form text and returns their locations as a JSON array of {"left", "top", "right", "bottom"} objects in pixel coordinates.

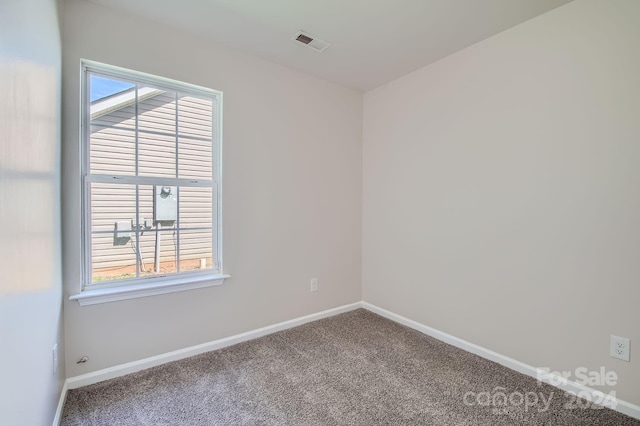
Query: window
[{"left": 74, "top": 60, "right": 226, "bottom": 304}]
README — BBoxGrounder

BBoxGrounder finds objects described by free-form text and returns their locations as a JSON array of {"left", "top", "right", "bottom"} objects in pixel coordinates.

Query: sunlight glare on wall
[{"left": 0, "top": 60, "right": 58, "bottom": 293}]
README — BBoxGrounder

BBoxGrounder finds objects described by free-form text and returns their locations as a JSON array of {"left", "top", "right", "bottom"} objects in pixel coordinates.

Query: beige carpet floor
[{"left": 62, "top": 309, "right": 639, "bottom": 425}]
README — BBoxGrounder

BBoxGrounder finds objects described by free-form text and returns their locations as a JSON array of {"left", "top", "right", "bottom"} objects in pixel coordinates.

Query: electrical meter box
[{"left": 154, "top": 185, "right": 177, "bottom": 222}]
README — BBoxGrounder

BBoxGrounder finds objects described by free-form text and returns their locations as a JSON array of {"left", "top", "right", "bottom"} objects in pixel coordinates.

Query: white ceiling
[{"left": 87, "top": 0, "right": 573, "bottom": 92}]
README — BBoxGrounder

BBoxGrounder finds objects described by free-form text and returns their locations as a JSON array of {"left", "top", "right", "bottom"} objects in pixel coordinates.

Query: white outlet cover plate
[{"left": 610, "top": 335, "right": 630, "bottom": 362}]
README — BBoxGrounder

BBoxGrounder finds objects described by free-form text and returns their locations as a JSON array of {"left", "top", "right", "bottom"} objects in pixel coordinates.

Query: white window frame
[{"left": 71, "top": 60, "right": 228, "bottom": 306}]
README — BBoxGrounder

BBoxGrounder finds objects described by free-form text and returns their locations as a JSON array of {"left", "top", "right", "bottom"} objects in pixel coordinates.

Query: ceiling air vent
[{"left": 292, "top": 31, "right": 330, "bottom": 52}]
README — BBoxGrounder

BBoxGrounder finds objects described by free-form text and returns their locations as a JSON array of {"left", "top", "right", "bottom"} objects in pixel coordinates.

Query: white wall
[
  {"left": 62, "top": 0, "right": 362, "bottom": 377},
  {"left": 363, "top": 0, "right": 640, "bottom": 406},
  {"left": 0, "top": 0, "right": 65, "bottom": 424}
]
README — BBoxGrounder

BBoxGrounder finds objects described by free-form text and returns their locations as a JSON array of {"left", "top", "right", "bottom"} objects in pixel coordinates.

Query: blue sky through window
[{"left": 90, "top": 75, "right": 135, "bottom": 102}]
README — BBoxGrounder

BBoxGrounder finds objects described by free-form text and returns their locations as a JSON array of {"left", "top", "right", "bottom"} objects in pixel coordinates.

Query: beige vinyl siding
[{"left": 89, "top": 90, "right": 214, "bottom": 279}]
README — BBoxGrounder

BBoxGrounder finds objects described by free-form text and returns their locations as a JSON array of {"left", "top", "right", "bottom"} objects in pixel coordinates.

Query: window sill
[{"left": 69, "top": 274, "right": 230, "bottom": 306}]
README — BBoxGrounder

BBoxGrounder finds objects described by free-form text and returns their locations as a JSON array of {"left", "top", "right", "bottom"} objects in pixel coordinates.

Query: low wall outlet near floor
[
  {"left": 310, "top": 278, "right": 318, "bottom": 292},
  {"left": 610, "top": 335, "right": 630, "bottom": 362}
]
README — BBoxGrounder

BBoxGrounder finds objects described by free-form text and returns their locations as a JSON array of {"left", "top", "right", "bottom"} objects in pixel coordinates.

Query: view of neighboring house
[{"left": 89, "top": 83, "right": 214, "bottom": 282}]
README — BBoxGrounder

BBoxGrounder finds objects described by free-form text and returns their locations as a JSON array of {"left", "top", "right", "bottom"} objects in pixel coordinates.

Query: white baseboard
[
  {"left": 66, "top": 302, "right": 362, "bottom": 390},
  {"left": 361, "top": 302, "right": 640, "bottom": 421},
  {"left": 62, "top": 300, "right": 640, "bottom": 421},
  {"left": 52, "top": 379, "right": 69, "bottom": 426}
]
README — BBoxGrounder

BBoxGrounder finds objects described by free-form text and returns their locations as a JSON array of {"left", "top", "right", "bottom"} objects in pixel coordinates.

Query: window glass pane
[
  {"left": 137, "top": 89, "right": 177, "bottom": 135},
  {"left": 139, "top": 229, "right": 177, "bottom": 276},
  {"left": 178, "top": 137, "right": 212, "bottom": 180},
  {"left": 89, "top": 74, "right": 136, "bottom": 131},
  {"left": 137, "top": 185, "right": 179, "bottom": 276},
  {"left": 179, "top": 187, "right": 213, "bottom": 228},
  {"left": 91, "top": 232, "right": 138, "bottom": 283},
  {"left": 90, "top": 182, "right": 137, "bottom": 233},
  {"left": 138, "top": 88, "right": 178, "bottom": 178},
  {"left": 138, "top": 132, "right": 176, "bottom": 178},
  {"left": 90, "top": 181, "right": 139, "bottom": 284},
  {"left": 178, "top": 95, "right": 212, "bottom": 140},
  {"left": 179, "top": 229, "right": 213, "bottom": 272},
  {"left": 89, "top": 74, "right": 137, "bottom": 176},
  {"left": 178, "top": 94, "right": 213, "bottom": 180},
  {"left": 90, "top": 125, "right": 135, "bottom": 175}
]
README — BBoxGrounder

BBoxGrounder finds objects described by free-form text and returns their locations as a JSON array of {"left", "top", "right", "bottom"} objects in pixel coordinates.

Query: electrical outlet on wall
[
  {"left": 310, "top": 278, "right": 318, "bottom": 292},
  {"left": 610, "top": 335, "right": 630, "bottom": 362}
]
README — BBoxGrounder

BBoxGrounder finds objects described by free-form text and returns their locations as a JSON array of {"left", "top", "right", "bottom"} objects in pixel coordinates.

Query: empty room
[{"left": 1, "top": 0, "right": 639, "bottom": 424}]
